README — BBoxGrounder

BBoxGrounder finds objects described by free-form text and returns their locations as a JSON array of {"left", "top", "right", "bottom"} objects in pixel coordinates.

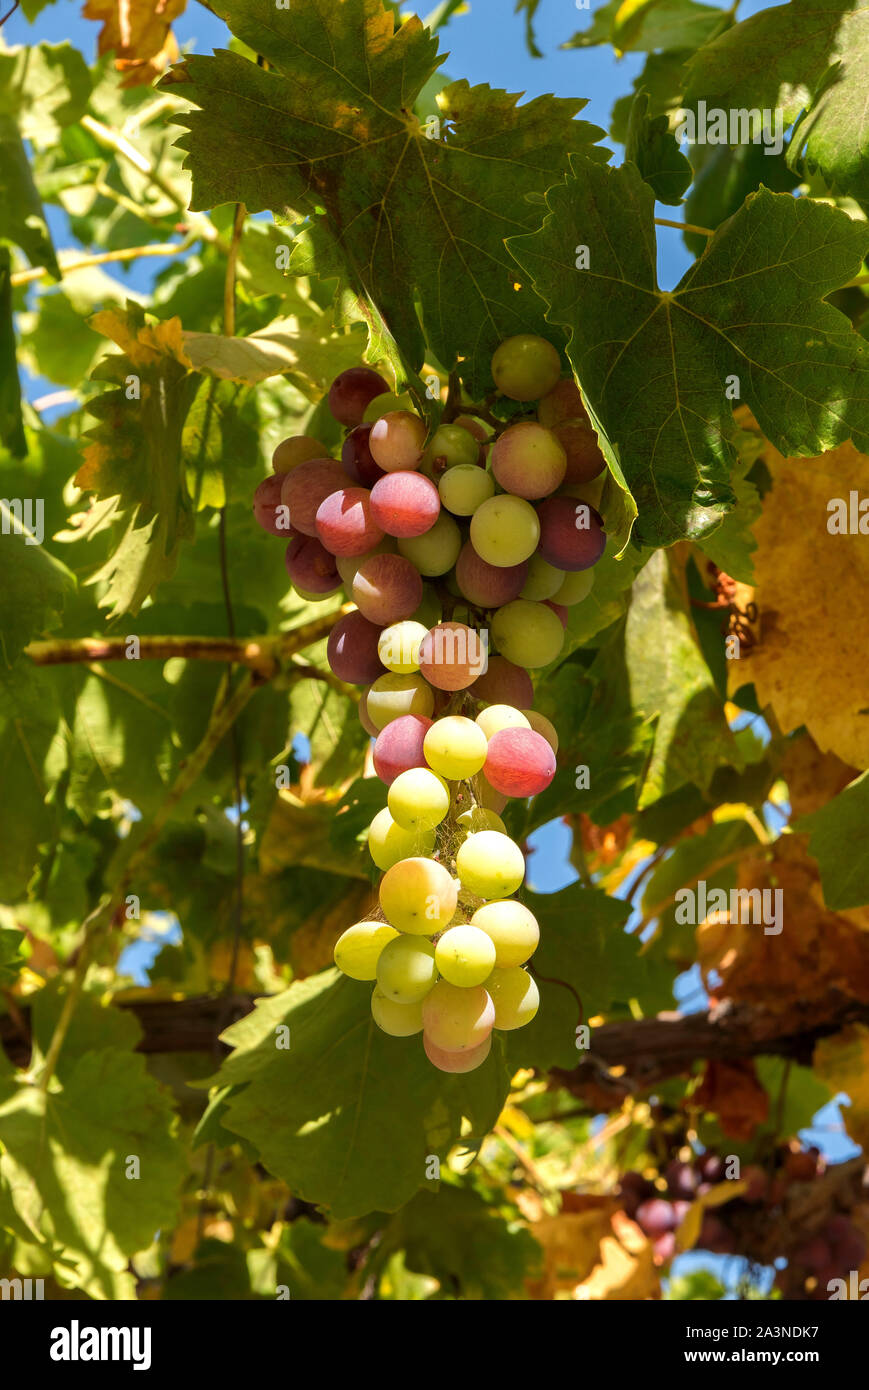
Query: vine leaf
[
  {"left": 0, "top": 1049, "right": 185, "bottom": 1298},
  {"left": 182, "top": 318, "right": 368, "bottom": 394},
  {"left": 508, "top": 160, "right": 869, "bottom": 546},
  {"left": 565, "top": 0, "right": 731, "bottom": 54},
  {"left": 163, "top": 0, "right": 607, "bottom": 393},
  {"left": 213, "top": 970, "right": 509, "bottom": 1220},
  {"left": 798, "top": 770, "right": 869, "bottom": 911},
  {"left": 74, "top": 306, "right": 200, "bottom": 619},
  {"left": 624, "top": 91, "right": 692, "bottom": 206},
  {"left": 82, "top": 0, "right": 187, "bottom": 88},
  {"left": 683, "top": 0, "right": 869, "bottom": 198}
]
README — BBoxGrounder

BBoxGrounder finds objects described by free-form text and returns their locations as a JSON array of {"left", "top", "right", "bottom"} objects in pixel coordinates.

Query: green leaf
[
  {"left": 166, "top": 0, "right": 607, "bottom": 392},
  {"left": 695, "top": 436, "right": 764, "bottom": 582},
  {"left": 640, "top": 817, "right": 761, "bottom": 959},
  {"left": 682, "top": 142, "right": 799, "bottom": 258},
  {"left": 0, "top": 662, "right": 65, "bottom": 901},
  {"left": 623, "top": 550, "right": 741, "bottom": 806},
  {"left": 610, "top": 50, "right": 689, "bottom": 144},
  {"left": 0, "top": 119, "right": 60, "bottom": 276},
  {"left": 625, "top": 91, "right": 692, "bottom": 205},
  {"left": 797, "top": 768, "right": 869, "bottom": 909},
  {"left": 0, "top": 920, "right": 25, "bottom": 985},
  {"left": 0, "top": 42, "right": 92, "bottom": 143},
  {"left": 182, "top": 317, "right": 369, "bottom": 393},
  {"left": 790, "top": 49, "right": 869, "bottom": 197},
  {"left": 0, "top": 500, "right": 76, "bottom": 664},
  {"left": 505, "top": 883, "right": 670, "bottom": 1071},
  {"left": 214, "top": 970, "right": 509, "bottom": 1219},
  {"left": 377, "top": 1186, "right": 542, "bottom": 1297},
  {"left": 73, "top": 306, "right": 200, "bottom": 618},
  {"left": 0, "top": 248, "right": 25, "bottom": 457},
  {"left": 508, "top": 162, "right": 869, "bottom": 546},
  {"left": 515, "top": 0, "right": 543, "bottom": 58},
  {"left": 0, "top": 1050, "right": 184, "bottom": 1299},
  {"left": 566, "top": 0, "right": 730, "bottom": 53}
]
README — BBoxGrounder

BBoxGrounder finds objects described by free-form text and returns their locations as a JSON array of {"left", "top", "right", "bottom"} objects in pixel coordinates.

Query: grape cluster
[
  {"left": 251, "top": 335, "right": 608, "bottom": 1071},
  {"left": 620, "top": 1157, "right": 737, "bottom": 1264},
  {"left": 790, "top": 1214, "right": 867, "bottom": 1298}
]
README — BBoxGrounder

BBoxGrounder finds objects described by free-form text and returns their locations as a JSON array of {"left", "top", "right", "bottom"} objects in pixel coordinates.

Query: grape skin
[
  {"left": 334, "top": 920, "right": 399, "bottom": 980},
  {"left": 491, "top": 334, "right": 561, "bottom": 401},
  {"left": 272, "top": 435, "right": 328, "bottom": 474},
  {"left": 455, "top": 830, "right": 525, "bottom": 897},
  {"left": 484, "top": 727, "right": 557, "bottom": 797},
  {"left": 370, "top": 470, "right": 440, "bottom": 538},
  {"left": 365, "top": 672, "right": 435, "bottom": 729},
  {"left": 398, "top": 511, "right": 462, "bottom": 576},
  {"left": 491, "top": 422, "right": 567, "bottom": 499},
  {"left": 328, "top": 366, "right": 389, "bottom": 427},
  {"left": 367, "top": 807, "right": 435, "bottom": 870},
  {"left": 470, "top": 494, "right": 540, "bottom": 568},
  {"left": 491, "top": 599, "right": 565, "bottom": 669},
  {"left": 420, "top": 423, "right": 481, "bottom": 476},
  {"left": 376, "top": 935, "right": 438, "bottom": 1003},
  {"left": 418, "top": 622, "right": 488, "bottom": 692},
  {"left": 536, "top": 496, "right": 606, "bottom": 572},
  {"left": 486, "top": 966, "right": 539, "bottom": 1029},
  {"left": 422, "top": 980, "right": 495, "bottom": 1052},
  {"left": 377, "top": 620, "right": 428, "bottom": 673},
  {"left": 471, "top": 655, "right": 534, "bottom": 708},
  {"left": 253, "top": 474, "right": 291, "bottom": 536},
  {"left": 438, "top": 464, "right": 494, "bottom": 516},
  {"left": 379, "top": 855, "right": 458, "bottom": 933},
  {"left": 315, "top": 486, "right": 384, "bottom": 557},
  {"left": 423, "top": 715, "right": 488, "bottom": 780},
  {"left": 471, "top": 900, "right": 539, "bottom": 968},
  {"left": 423, "top": 1033, "right": 491, "bottom": 1072},
  {"left": 435, "top": 924, "right": 496, "bottom": 987},
  {"left": 475, "top": 704, "right": 530, "bottom": 739},
  {"left": 369, "top": 411, "right": 427, "bottom": 472},
  {"left": 351, "top": 552, "right": 423, "bottom": 625},
  {"left": 371, "top": 987, "right": 425, "bottom": 1037},
  {"left": 454, "top": 541, "right": 528, "bottom": 608},
  {"left": 280, "top": 459, "right": 348, "bottom": 537},
  {"left": 372, "top": 713, "right": 432, "bottom": 786},
  {"left": 326, "top": 611, "right": 385, "bottom": 685},
  {"left": 387, "top": 767, "right": 450, "bottom": 832},
  {"left": 284, "top": 534, "right": 340, "bottom": 594},
  {"left": 341, "top": 424, "right": 386, "bottom": 486}
]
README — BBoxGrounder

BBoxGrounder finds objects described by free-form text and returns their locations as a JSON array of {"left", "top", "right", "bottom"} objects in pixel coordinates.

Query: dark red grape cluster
[
  {"left": 789, "top": 1214, "right": 867, "bottom": 1299},
  {"left": 619, "top": 1156, "right": 737, "bottom": 1263}
]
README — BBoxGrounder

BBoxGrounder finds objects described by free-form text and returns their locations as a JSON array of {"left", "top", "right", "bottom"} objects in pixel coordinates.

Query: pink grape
[
  {"left": 326, "top": 611, "right": 384, "bottom": 685},
  {"left": 372, "top": 713, "right": 433, "bottom": 785},
  {"left": 315, "top": 486, "right": 384, "bottom": 557},
  {"left": 359, "top": 691, "right": 379, "bottom": 737},
  {"left": 555, "top": 422, "right": 607, "bottom": 484},
  {"left": 370, "top": 471, "right": 440, "bottom": 538},
  {"left": 351, "top": 552, "right": 423, "bottom": 625},
  {"left": 544, "top": 600, "right": 569, "bottom": 628},
  {"left": 328, "top": 366, "right": 389, "bottom": 427},
  {"left": 272, "top": 435, "right": 328, "bottom": 474},
  {"left": 454, "top": 542, "right": 528, "bottom": 608},
  {"left": 418, "top": 622, "right": 487, "bottom": 692},
  {"left": 422, "top": 981, "right": 495, "bottom": 1052},
  {"left": 284, "top": 535, "right": 340, "bottom": 594},
  {"left": 280, "top": 458, "right": 347, "bottom": 537},
  {"left": 536, "top": 496, "right": 606, "bottom": 571},
  {"left": 636, "top": 1200, "right": 677, "bottom": 1236},
  {"left": 341, "top": 424, "right": 386, "bottom": 486},
  {"left": 537, "top": 378, "right": 589, "bottom": 429},
  {"left": 490, "top": 422, "right": 567, "bottom": 499},
  {"left": 470, "top": 655, "right": 533, "bottom": 708},
  {"left": 423, "top": 1033, "right": 492, "bottom": 1073},
  {"left": 484, "top": 727, "right": 556, "bottom": 797},
  {"left": 369, "top": 411, "right": 427, "bottom": 471},
  {"left": 253, "top": 474, "right": 290, "bottom": 536}
]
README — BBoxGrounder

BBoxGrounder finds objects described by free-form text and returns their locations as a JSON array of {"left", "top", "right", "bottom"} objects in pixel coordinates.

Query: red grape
[
  {"left": 636, "top": 1199, "right": 677, "bottom": 1236},
  {"left": 490, "top": 422, "right": 567, "bottom": 499},
  {"left": 341, "top": 424, "right": 385, "bottom": 487},
  {"left": 471, "top": 655, "right": 533, "bottom": 708},
  {"left": 326, "top": 611, "right": 385, "bottom": 685},
  {"left": 536, "top": 495, "right": 606, "bottom": 571},
  {"left": 280, "top": 458, "right": 347, "bottom": 537},
  {"left": 328, "top": 366, "right": 389, "bottom": 427},
  {"left": 369, "top": 411, "right": 427, "bottom": 471},
  {"left": 484, "top": 728, "right": 556, "bottom": 797},
  {"left": 372, "top": 713, "right": 433, "bottom": 785},
  {"left": 418, "top": 622, "right": 487, "bottom": 692},
  {"left": 284, "top": 534, "right": 340, "bottom": 594},
  {"left": 370, "top": 471, "right": 440, "bottom": 538},
  {"left": 555, "top": 422, "right": 607, "bottom": 484},
  {"left": 455, "top": 541, "right": 528, "bottom": 608},
  {"left": 315, "top": 486, "right": 384, "bottom": 557},
  {"left": 537, "top": 378, "right": 589, "bottom": 429},
  {"left": 352, "top": 552, "right": 423, "bottom": 625},
  {"left": 253, "top": 474, "right": 291, "bottom": 536}
]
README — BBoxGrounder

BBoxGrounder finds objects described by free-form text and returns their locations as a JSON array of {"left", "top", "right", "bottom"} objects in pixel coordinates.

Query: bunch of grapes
[
  {"left": 251, "top": 334, "right": 608, "bottom": 1070},
  {"left": 620, "top": 1156, "right": 738, "bottom": 1263},
  {"left": 790, "top": 1214, "right": 867, "bottom": 1298}
]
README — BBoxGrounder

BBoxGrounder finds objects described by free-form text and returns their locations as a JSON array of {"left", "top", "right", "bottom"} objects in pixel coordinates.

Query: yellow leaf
[{"left": 814, "top": 1024, "right": 869, "bottom": 1149}]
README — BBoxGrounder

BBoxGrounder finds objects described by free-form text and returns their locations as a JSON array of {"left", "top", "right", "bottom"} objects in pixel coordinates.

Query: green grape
[
  {"left": 455, "top": 806, "right": 507, "bottom": 835},
  {"left": 367, "top": 807, "right": 435, "bottom": 871},
  {"left": 388, "top": 767, "right": 450, "bottom": 831},
  {"left": 455, "top": 829, "right": 525, "bottom": 897},
  {"left": 435, "top": 924, "right": 497, "bottom": 987},
  {"left": 471, "top": 900, "right": 539, "bottom": 968},
  {"left": 362, "top": 390, "right": 414, "bottom": 422},
  {"left": 486, "top": 966, "right": 540, "bottom": 1028},
  {"left": 491, "top": 335, "right": 562, "bottom": 401},
  {"left": 475, "top": 704, "right": 531, "bottom": 739},
  {"left": 398, "top": 511, "right": 462, "bottom": 576},
  {"left": 491, "top": 599, "right": 564, "bottom": 668},
  {"left": 423, "top": 715, "right": 488, "bottom": 780},
  {"left": 366, "top": 672, "right": 434, "bottom": 729},
  {"left": 422, "top": 980, "right": 495, "bottom": 1051},
  {"left": 469, "top": 494, "right": 539, "bottom": 568},
  {"left": 371, "top": 986, "right": 425, "bottom": 1037},
  {"left": 379, "top": 855, "right": 458, "bottom": 934},
  {"left": 438, "top": 464, "right": 494, "bottom": 516},
  {"left": 377, "top": 620, "right": 429, "bottom": 673},
  {"left": 520, "top": 553, "right": 565, "bottom": 601},
  {"left": 376, "top": 935, "right": 438, "bottom": 1003},
  {"left": 552, "top": 569, "right": 594, "bottom": 606},
  {"left": 334, "top": 920, "right": 399, "bottom": 980},
  {"left": 410, "top": 584, "right": 443, "bottom": 629},
  {"left": 421, "top": 423, "right": 481, "bottom": 476}
]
